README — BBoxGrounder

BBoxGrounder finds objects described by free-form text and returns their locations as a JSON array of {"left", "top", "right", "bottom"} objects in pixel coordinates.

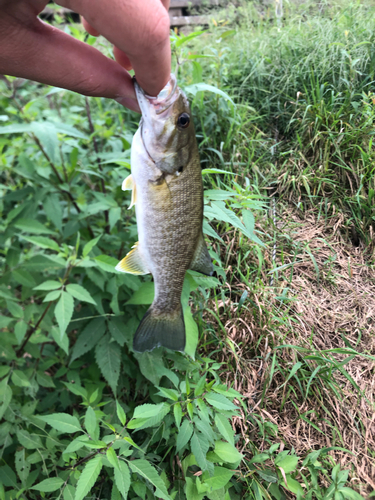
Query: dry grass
[{"left": 204, "top": 204, "right": 375, "bottom": 495}]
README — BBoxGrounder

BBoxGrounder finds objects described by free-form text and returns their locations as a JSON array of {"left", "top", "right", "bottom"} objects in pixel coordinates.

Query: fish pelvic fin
[
  {"left": 189, "top": 233, "right": 214, "bottom": 276},
  {"left": 115, "top": 242, "right": 149, "bottom": 275},
  {"left": 133, "top": 305, "right": 185, "bottom": 353},
  {"left": 121, "top": 174, "right": 137, "bottom": 209}
]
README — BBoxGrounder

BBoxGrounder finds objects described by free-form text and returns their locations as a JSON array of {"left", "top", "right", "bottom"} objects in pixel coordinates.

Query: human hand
[{"left": 0, "top": 0, "right": 171, "bottom": 112}]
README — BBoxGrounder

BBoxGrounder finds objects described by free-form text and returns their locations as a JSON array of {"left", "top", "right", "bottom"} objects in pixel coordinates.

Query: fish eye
[{"left": 177, "top": 113, "right": 190, "bottom": 129}]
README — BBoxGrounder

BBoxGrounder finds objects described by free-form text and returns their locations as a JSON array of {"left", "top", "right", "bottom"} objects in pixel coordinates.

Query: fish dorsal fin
[
  {"left": 189, "top": 233, "right": 214, "bottom": 276},
  {"left": 115, "top": 242, "right": 150, "bottom": 275},
  {"left": 122, "top": 174, "right": 137, "bottom": 209}
]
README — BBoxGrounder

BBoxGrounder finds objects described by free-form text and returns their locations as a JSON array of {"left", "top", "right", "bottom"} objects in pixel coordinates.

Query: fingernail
[{"left": 115, "top": 96, "right": 140, "bottom": 113}]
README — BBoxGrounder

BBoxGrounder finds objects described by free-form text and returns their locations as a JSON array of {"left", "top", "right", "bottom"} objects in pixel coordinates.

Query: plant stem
[
  {"left": 85, "top": 97, "right": 110, "bottom": 234},
  {"left": 16, "top": 302, "right": 52, "bottom": 357}
]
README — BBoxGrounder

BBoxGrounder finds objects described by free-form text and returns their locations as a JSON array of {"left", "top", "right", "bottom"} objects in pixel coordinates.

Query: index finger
[{"left": 59, "top": 0, "right": 171, "bottom": 97}]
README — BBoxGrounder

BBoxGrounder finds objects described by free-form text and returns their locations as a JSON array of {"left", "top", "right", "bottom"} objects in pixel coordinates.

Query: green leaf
[
  {"left": 95, "top": 335, "right": 121, "bottom": 395},
  {"left": 112, "top": 484, "right": 122, "bottom": 500},
  {"left": 64, "top": 382, "right": 87, "bottom": 398},
  {"left": 285, "top": 475, "right": 304, "bottom": 496},
  {"left": 126, "top": 281, "right": 154, "bottom": 305},
  {"left": 128, "top": 403, "right": 170, "bottom": 430},
  {"left": 176, "top": 419, "right": 194, "bottom": 453},
  {"left": 13, "top": 218, "right": 55, "bottom": 235},
  {"left": 70, "top": 318, "right": 106, "bottom": 363},
  {"left": 135, "top": 351, "right": 167, "bottom": 385},
  {"left": 194, "top": 376, "right": 206, "bottom": 397},
  {"left": 0, "top": 465, "right": 18, "bottom": 488},
  {"left": 174, "top": 403, "right": 182, "bottom": 428},
  {"left": 63, "top": 437, "right": 88, "bottom": 455},
  {"left": 39, "top": 412, "right": 82, "bottom": 434},
  {"left": 114, "top": 461, "right": 130, "bottom": 500},
  {"left": 129, "top": 459, "right": 171, "bottom": 500},
  {"left": 203, "top": 467, "right": 234, "bottom": 492},
  {"left": 205, "top": 392, "right": 237, "bottom": 411},
  {"left": 63, "top": 485, "right": 76, "bottom": 500},
  {"left": 44, "top": 193, "right": 63, "bottom": 231},
  {"left": 116, "top": 400, "right": 126, "bottom": 426},
  {"left": 33, "top": 280, "right": 62, "bottom": 291},
  {"left": 15, "top": 448, "right": 30, "bottom": 483},
  {"left": 276, "top": 455, "right": 298, "bottom": 474},
  {"left": 214, "top": 414, "right": 234, "bottom": 445},
  {"left": 194, "top": 417, "right": 215, "bottom": 444},
  {"left": 85, "top": 406, "right": 97, "bottom": 438},
  {"left": 20, "top": 235, "right": 60, "bottom": 252},
  {"left": 36, "top": 371, "right": 56, "bottom": 388},
  {"left": 106, "top": 447, "right": 120, "bottom": 469},
  {"left": 94, "top": 255, "right": 119, "bottom": 273},
  {"left": 66, "top": 284, "right": 97, "bottom": 305},
  {"left": 32, "top": 477, "right": 64, "bottom": 492},
  {"left": 55, "top": 291, "right": 74, "bottom": 337},
  {"left": 108, "top": 316, "right": 131, "bottom": 347},
  {"left": 82, "top": 235, "right": 102, "bottom": 258},
  {"left": 75, "top": 455, "right": 103, "bottom": 500},
  {"left": 12, "top": 269, "right": 36, "bottom": 288},
  {"left": 12, "top": 370, "right": 31, "bottom": 387},
  {"left": 184, "top": 83, "right": 235, "bottom": 106},
  {"left": 337, "top": 488, "right": 366, "bottom": 500},
  {"left": 249, "top": 453, "right": 270, "bottom": 464},
  {"left": 185, "top": 477, "right": 205, "bottom": 500},
  {"left": 214, "top": 441, "right": 243, "bottom": 464},
  {"left": 43, "top": 289, "right": 62, "bottom": 302},
  {"left": 0, "top": 380, "right": 12, "bottom": 419},
  {"left": 184, "top": 307, "right": 198, "bottom": 360},
  {"left": 191, "top": 432, "right": 209, "bottom": 472},
  {"left": 51, "top": 325, "right": 69, "bottom": 354},
  {"left": 156, "top": 387, "right": 179, "bottom": 401}
]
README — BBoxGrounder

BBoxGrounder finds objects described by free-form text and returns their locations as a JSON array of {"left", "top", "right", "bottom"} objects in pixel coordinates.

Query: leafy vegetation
[{"left": 0, "top": 0, "right": 374, "bottom": 499}]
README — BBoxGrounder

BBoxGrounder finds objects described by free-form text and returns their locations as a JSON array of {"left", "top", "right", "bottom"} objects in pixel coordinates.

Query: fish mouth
[
  {"left": 134, "top": 74, "right": 178, "bottom": 117},
  {"left": 134, "top": 75, "right": 178, "bottom": 167}
]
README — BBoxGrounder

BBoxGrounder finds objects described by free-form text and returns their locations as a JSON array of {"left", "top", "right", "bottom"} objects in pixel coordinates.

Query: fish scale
[{"left": 116, "top": 75, "right": 213, "bottom": 352}]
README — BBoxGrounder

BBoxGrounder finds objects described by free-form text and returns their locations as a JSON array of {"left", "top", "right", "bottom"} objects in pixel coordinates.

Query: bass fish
[{"left": 116, "top": 75, "right": 213, "bottom": 353}]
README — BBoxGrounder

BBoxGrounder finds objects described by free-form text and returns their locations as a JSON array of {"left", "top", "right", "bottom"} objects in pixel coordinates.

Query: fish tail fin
[{"left": 133, "top": 305, "right": 185, "bottom": 353}]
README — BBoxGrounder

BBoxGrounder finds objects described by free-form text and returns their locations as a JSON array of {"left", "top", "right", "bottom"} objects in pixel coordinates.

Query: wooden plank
[
  {"left": 169, "top": 7, "right": 183, "bottom": 16},
  {"left": 170, "top": 15, "right": 210, "bottom": 27},
  {"left": 41, "top": 6, "right": 75, "bottom": 17},
  {"left": 170, "top": 0, "right": 222, "bottom": 7}
]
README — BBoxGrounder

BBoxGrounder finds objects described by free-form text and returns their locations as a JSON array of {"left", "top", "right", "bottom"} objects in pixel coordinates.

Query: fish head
[{"left": 134, "top": 75, "right": 196, "bottom": 175}]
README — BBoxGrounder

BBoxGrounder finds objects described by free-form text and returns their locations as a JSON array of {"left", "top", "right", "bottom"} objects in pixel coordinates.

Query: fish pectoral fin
[
  {"left": 122, "top": 174, "right": 137, "bottom": 209},
  {"left": 115, "top": 242, "right": 150, "bottom": 275},
  {"left": 122, "top": 174, "right": 133, "bottom": 191},
  {"left": 189, "top": 233, "right": 214, "bottom": 276}
]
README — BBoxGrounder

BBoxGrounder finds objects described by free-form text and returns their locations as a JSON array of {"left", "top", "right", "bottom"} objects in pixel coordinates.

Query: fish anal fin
[
  {"left": 115, "top": 242, "right": 149, "bottom": 275},
  {"left": 122, "top": 175, "right": 137, "bottom": 209},
  {"left": 189, "top": 233, "right": 214, "bottom": 276},
  {"left": 133, "top": 305, "right": 185, "bottom": 353}
]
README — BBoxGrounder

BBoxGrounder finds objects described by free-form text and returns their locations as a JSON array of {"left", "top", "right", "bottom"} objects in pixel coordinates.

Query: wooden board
[
  {"left": 170, "top": 0, "right": 222, "bottom": 7},
  {"left": 169, "top": 15, "right": 210, "bottom": 27}
]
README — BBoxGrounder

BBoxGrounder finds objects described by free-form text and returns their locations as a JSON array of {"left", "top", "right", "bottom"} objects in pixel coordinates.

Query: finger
[
  {"left": 0, "top": 14, "right": 140, "bottom": 112},
  {"left": 113, "top": 46, "right": 133, "bottom": 71},
  {"left": 82, "top": 17, "right": 101, "bottom": 37},
  {"left": 59, "top": 0, "right": 171, "bottom": 96}
]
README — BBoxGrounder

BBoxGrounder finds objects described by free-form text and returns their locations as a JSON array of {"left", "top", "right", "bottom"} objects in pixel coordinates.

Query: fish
[{"left": 116, "top": 74, "right": 213, "bottom": 353}]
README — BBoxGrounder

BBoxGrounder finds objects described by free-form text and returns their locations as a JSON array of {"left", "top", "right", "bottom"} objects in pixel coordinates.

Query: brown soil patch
[{"left": 205, "top": 205, "right": 375, "bottom": 495}]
